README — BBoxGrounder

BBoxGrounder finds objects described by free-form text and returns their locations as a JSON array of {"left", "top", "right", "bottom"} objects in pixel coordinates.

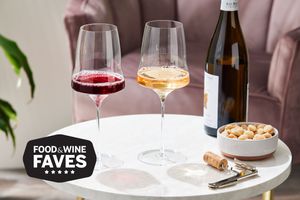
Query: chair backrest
[
  {"left": 139, "top": 0, "right": 176, "bottom": 23},
  {"left": 65, "top": 0, "right": 143, "bottom": 66},
  {"left": 177, "top": 0, "right": 273, "bottom": 52},
  {"left": 65, "top": 0, "right": 300, "bottom": 66},
  {"left": 176, "top": 0, "right": 300, "bottom": 53}
]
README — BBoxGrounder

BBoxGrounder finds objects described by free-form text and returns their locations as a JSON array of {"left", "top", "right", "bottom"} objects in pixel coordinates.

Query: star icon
[
  {"left": 51, "top": 170, "right": 55, "bottom": 174},
  {"left": 71, "top": 170, "right": 75, "bottom": 174},
  {"left": 58, "top": 170, "right": 62, "bottom": 174},
  {"left": 45, "top": 170, "right": 49, "bottom": 174},
  {"left": 64, "top": 170, "right": 68, "bottom": 174}
]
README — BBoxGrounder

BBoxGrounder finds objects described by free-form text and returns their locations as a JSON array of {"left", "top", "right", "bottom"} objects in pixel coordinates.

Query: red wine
[{"left": 72, "top": 70, "right": 125, "bottom": 95}]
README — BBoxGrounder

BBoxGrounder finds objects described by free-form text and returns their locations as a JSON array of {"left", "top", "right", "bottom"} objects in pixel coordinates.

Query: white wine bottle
[{"left": 204, "top": 0, "right": 248, "bottom": 136}]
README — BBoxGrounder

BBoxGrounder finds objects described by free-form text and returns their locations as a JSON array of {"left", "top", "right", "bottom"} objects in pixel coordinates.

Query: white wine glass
[{"left": 137, "top": 20, "right": 190, "bottom": 165}]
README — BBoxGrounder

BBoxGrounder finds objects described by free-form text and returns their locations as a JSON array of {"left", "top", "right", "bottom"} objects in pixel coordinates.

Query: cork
[{"left": 203, "top": 151, "right": 228, "bottom": 171}]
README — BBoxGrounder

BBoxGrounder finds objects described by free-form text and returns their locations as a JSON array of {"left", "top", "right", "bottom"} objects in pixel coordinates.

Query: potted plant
[{"left": 0, "top": 34, "right": 35, "bottom": 147}]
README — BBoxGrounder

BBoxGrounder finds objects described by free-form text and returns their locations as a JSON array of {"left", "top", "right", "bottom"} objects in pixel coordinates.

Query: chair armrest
[
  {"left": 268, "top": 27, "right": 300, "bottom": 101},
  {"left": 268, "top": 27, "right": 300, "bottom": 163}
]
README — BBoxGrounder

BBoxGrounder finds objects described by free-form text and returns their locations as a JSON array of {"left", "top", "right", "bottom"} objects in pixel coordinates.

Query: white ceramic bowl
[{"left": 217, "top": 122, "right": 279, "bottom": 160}]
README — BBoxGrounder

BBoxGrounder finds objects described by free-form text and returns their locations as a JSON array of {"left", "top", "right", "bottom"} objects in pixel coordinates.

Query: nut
[
  {"left": 225, "top": 124, "right": 236, "bottom": 130},
  {"left": 253, "top": 134, "right": 266, "bottom": 140},
  {"left": 264, "top": 125, "right": 274, "bottom": 133},
  {"left": 248, "top": 124, "right": 257, "bottom": 132},
  {"left": 256, "top": 128, "right": 264, "bottom": 135},
  {"left": 257, "top": 124, "right": 265, "bottom": 129},
  {"left": 221, "top": 130, "right": 229, "bottom": 137},
  {"left": 241, "top": 124, "right": 248, "bottom": 130},
  {"left": 238, "top": 134, "right": 248, "bottom": 140},
  {"left": 231, "top": 127, "right": 244, "bottom": 137},
  {"left": 220, "top": 123, "right": 275, "bottom": 141},
  {"left": 228, "top": 134, "right": 237, "bottom": 139},
  {"left": 244, "top": 130, "right": 254, "bottom": 139},
  {"left": 264, "top": 133, "right": 272, "bottom": 138}
]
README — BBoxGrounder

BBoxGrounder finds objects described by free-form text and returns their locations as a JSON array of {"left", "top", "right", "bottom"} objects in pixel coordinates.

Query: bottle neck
[
  {"left": 218, "top": 10, "right": 240, "bottom": 30},
  {"left": 220, "top": 0, "right": 238, "bottom": 11},
  {"left": 220, "top": 10, "right": 239, "bottom": 19}
]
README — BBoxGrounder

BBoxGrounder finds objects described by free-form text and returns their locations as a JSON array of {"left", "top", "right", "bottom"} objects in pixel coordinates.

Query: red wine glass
[{"left": 71, "top": 23, "right": 125, "bottom": 169}]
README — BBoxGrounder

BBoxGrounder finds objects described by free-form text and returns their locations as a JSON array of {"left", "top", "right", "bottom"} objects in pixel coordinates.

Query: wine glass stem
[
  {"left": 160, "top": 97, "right": 166, "bottom": 159},
  {"left": 96, "top": 105, "right": 103, "bottom": 167},
  {"left": 96, "top": 106, "right": 100, "bottom": 133}
]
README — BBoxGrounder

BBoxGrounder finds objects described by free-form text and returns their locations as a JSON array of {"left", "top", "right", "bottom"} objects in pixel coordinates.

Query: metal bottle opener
[{"left": 208, "top": 158, "right": 258, "bottom": 189}]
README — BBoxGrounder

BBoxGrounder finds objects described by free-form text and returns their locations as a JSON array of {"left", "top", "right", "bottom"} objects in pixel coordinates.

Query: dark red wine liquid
[{"left": 72, "top": 71, "right": 125, "bottom": 95}]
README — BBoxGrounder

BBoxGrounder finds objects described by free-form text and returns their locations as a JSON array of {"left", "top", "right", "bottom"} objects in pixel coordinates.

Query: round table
[{"left": 46, "top": 115, "right": 292, "bottom": 200}]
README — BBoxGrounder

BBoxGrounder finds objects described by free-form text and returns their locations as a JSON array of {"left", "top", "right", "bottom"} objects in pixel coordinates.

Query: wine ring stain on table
[
  {"left": 96, "top": 168, "right": 160, "bottom": 191},
  {"left": 167, "top": 163, "right": 234, "bottom": 187}
]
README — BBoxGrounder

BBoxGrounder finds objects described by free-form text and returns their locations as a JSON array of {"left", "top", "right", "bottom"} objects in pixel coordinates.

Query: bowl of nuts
[{"left": 217, "top": 122, "right": 278, "bottom": 160}]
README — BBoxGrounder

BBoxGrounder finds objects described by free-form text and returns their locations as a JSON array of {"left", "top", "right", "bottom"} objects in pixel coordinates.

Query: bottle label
[
  {"left": 221, "top": 0, "right": 238, "bottom": 11},
  {"left": 204, "top": 71, "right": 219, "bottom": 128}
]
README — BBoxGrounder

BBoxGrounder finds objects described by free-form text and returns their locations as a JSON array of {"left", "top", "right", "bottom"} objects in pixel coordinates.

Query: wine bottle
[{"left": 204, "top": 0, "right": 248, "bottom": 137}]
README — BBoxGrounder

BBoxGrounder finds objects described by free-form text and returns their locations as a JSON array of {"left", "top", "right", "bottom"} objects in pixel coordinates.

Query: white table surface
[{"left": 46, "top": 114, "right": 292, "bottom": 200}]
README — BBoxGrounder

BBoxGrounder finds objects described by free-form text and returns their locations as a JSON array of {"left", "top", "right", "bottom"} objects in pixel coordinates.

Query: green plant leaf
[
  {"left": 0, "top": 99, "right": 17, "bottom": 120},
  {"left": 0, "top": 34, "right": 35, "bottom": 98},
  {"left": 3, "top": 50, "right": 21, "bottom": 75},
  {"left": 6, "top": 120, "right": 16, "bottom": 147},
  {"left": 0, "top": 99, "right": 17, "bottom": 147},
  {"left": 0, "top": 118, "right": 9, "bottom": 137}
]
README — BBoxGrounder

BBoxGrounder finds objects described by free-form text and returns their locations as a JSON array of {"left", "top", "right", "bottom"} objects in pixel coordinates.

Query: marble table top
[{"left": 46, "top": 114, "right": 292, "bottom": 200}]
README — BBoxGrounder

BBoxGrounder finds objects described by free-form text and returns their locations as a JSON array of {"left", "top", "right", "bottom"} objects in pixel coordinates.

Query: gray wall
[{"left": 0, "top": 0, "right": 72, "bottom": 168}]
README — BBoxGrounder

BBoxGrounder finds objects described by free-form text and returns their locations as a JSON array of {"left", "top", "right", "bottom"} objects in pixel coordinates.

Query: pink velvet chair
[{"left": 64, "top": 0, "right": 300, "bottom": 163}]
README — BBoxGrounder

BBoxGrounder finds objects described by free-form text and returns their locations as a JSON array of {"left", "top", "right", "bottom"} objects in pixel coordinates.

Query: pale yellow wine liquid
[{"left": 137, "top": 66, "right": 190, "bottom": 97}]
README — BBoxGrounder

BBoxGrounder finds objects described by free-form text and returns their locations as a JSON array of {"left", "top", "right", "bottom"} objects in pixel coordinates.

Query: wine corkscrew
[{"left": 203, "top": 152, "right": 258, "bottom": 189}]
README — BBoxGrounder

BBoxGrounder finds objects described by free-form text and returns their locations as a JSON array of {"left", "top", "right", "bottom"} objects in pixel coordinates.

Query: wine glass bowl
[
  {"left": 137, "top": 20, "right": 190, "bottom": 165},
  {"left": 137, "top": 66, "right": 190, "bottom": 96},
  {"left": 71, "top": 23, "right": 125, "bottom": 169}
]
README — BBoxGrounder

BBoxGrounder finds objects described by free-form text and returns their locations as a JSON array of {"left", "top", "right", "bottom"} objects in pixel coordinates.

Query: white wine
[
  {"left": 204, "top": 0, "right": 248, "bottom": 136},
  {"left": 137, "top": 66, "right": 190, "bottom": 98}
]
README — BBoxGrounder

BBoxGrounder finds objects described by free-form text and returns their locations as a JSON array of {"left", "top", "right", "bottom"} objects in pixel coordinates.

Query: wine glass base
[
  {"left": 138, "top": 149, "right": 186, "bottom": 166},
  {"left": 94, "top": 153, "right": 123, "bottom": 170}
]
